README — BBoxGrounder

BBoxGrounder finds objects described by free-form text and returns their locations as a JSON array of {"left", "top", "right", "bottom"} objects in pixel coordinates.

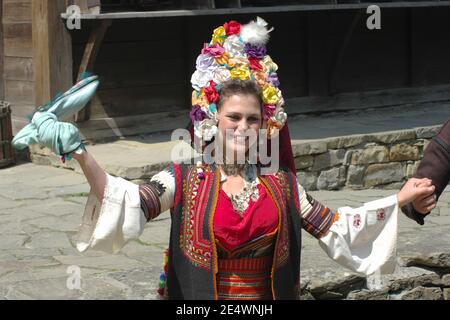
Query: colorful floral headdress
[{"left": 190, "top": 17, "right": 287, "bottom": 141}]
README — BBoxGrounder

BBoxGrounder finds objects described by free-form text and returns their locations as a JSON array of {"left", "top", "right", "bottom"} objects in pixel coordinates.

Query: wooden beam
[
  {"left": 60, "top": 2, "right": 450, "bottom": 20},
  {"left": 77, "top": 20, "right": 110, "bottom": 78},
  {"left": 74, "top": 19, "right": 111, "bottom": 122},
  {"left": 32, "top": 0, "right": 73, "bottom": 107}
]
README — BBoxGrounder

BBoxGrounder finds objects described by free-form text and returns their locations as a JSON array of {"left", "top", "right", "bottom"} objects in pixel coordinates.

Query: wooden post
[
  {"left": 32, "top": 0, "right": 73, "bottom": 107},
  {"left": 74, "top": 19, "right": 111, "bottom": 122}
]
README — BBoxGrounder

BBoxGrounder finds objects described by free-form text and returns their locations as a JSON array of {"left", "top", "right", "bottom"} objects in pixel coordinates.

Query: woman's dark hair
[{"left": 217, "top": 79, "right": 263, "bottom": 109}]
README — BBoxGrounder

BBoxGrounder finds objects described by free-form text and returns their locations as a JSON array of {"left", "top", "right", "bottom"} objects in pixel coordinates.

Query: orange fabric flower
[
  {"left": 253, "top": 70, "right": 267, "bottom": 87},
  {"left": 215, "top": 52, "right": 230, "bottom": 66},
  {"left": 192, "top": 90, "right": 208, "bottom": 108},
  {"left": 267, "top": 119, "right": 283, "bottom": 139}
]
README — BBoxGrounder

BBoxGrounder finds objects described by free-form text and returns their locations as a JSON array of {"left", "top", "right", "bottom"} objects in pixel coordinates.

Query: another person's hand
[
  {"left": 397, "top": 177, "right": 436, "bottom": 209},
  {"left": 32, "top": 111, "right": 82, "bottom": 156},
  {"left": 411, "top": 179, "right": 437, "bottom": 214}
]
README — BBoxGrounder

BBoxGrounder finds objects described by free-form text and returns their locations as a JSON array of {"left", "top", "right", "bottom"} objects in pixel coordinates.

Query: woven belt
[{"left": 217, "top": 255, "right": 273, "bottom": 300}]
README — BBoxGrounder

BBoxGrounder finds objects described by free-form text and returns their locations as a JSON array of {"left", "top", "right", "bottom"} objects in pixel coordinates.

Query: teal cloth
[
  {"left": 12, "top": 75, "right": 99, "bottom": 151},
  {"left": 32, "top": 112, "right": 82, "bottom": 156}
]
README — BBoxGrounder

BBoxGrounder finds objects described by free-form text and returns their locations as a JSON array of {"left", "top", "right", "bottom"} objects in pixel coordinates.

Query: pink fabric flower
[
  {"left": 202, "top": 43, "right": 225, "bottom": 57},
  {"left": 263, "top": 104, "right": 276, "bottom": 121}
]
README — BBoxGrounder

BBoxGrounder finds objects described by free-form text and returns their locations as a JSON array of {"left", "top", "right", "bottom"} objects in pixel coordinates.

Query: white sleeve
[
  {"left": 318, "top": 194, "right": 399, "bottom": 276},
  {"left": 75, "top": 174, "right": 146, "bottom": 254}
]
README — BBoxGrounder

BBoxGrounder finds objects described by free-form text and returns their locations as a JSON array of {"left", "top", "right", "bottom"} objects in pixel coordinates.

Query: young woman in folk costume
[{"left": 27, "top": 18, "right": 436, "bottom": 300}]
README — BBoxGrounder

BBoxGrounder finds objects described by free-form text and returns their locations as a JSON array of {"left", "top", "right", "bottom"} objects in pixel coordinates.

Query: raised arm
[
  {"left": 31, "top": 111, "right": 178, "bottom": 253},
  {"left": 297, "top": 176, "right": 434, "bottom": 275},
  {"left": 75, "top": 163, "right": 177, "bottom": 254},
  {"left": 72, "top": 150, "right": 107, "bottom": 202}
]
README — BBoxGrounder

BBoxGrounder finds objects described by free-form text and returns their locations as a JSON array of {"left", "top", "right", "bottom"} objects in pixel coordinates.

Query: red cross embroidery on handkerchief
[
  {"left": 353, "top": 214, "right": 361, "bottom": 228},
  {"left": 376, "top": 208, "right": 385, "bottom": 221}
]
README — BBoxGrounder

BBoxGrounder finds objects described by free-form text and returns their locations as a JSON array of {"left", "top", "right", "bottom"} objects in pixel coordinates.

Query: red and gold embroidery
[
  {"left": 260, "top": 173, "right": 290, "bottom": 269},
  {"left": 289, "top": 172, "right": 301, "bottom": 214},
  {"left": 179, "top": 165, "right": 217, "bottom": 270}
]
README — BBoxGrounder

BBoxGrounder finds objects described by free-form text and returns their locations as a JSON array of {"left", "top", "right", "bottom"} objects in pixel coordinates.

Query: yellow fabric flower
[
  {"left": 261, "top": 55, "right": 278, "bottom": 73},
  {"left": 212, "top": 26, "right": 226, "bottom": 45},
  {"left": 230, "top": 66, "right": 251, "bottom": 81},
  {"left": 192, "top": 90, "right": 208, "bottom": 108},
  {"left": 262, "top": 85, "right": 279, "bottom": 105},
  {"left": 215, "top": 52, "right": 230, "bottom": 66}
]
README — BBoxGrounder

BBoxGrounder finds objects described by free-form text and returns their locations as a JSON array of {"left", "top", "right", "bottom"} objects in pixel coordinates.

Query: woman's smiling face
[{"left": 216, "top": 93, "right": 262, "bottom": 162}]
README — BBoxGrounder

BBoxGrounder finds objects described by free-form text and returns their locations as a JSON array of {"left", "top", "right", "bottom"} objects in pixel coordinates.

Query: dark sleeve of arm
[{"left": 401, "top": 120, "right": 450, "bottom": 225}]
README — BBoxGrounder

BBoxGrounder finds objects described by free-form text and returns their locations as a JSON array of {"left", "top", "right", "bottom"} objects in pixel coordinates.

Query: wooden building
[{"left": 1, "top": 0, "right": 450, "bottom": 141}]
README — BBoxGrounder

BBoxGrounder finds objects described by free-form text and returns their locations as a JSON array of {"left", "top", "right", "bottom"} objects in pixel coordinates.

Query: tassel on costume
[{"left": 157, "top": 249, "right": 169, "bottom": 298}]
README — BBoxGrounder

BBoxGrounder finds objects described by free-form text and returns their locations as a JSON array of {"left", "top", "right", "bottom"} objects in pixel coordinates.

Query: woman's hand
[
  {"left": 397, "top": 178, "right": 436, "bottom": 210},
  {"left": 32, "top": 111, "right": 82, "bottom": 156},
  {"left": 31, "top": 112, "right": 106, "bottom": 202}
]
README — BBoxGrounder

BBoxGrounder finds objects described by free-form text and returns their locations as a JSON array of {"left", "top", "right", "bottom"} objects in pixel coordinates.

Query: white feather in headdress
[{"left": 240, "top": 17, "right": 274, "bottom": 45}]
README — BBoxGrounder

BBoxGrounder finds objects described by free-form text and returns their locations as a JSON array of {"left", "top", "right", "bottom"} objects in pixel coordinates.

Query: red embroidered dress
[
  {"left": 214, "top": 184, "right": 279, "bottom": 300},
  {"left": 134, "top": 163, "right": 398, "bottom": 299},
  {"left": 140, "top": 164, "right": 339, "bottom": 299}
]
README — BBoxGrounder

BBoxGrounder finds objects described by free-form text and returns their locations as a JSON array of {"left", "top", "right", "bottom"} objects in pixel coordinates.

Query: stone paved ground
[{"left": 0, "top": 162, "right": 449, "bottom": 300}]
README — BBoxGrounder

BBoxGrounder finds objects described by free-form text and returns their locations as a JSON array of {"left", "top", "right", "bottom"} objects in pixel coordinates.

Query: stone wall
[
  {"left": 29, "top": 124, "right": 443, "bottom": 189},
  {"left": 300, "top": 252, "right": 450, "bottom": 300},
  {"left": 295, "top": 125, "right": 441, "bottom": 191}
]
